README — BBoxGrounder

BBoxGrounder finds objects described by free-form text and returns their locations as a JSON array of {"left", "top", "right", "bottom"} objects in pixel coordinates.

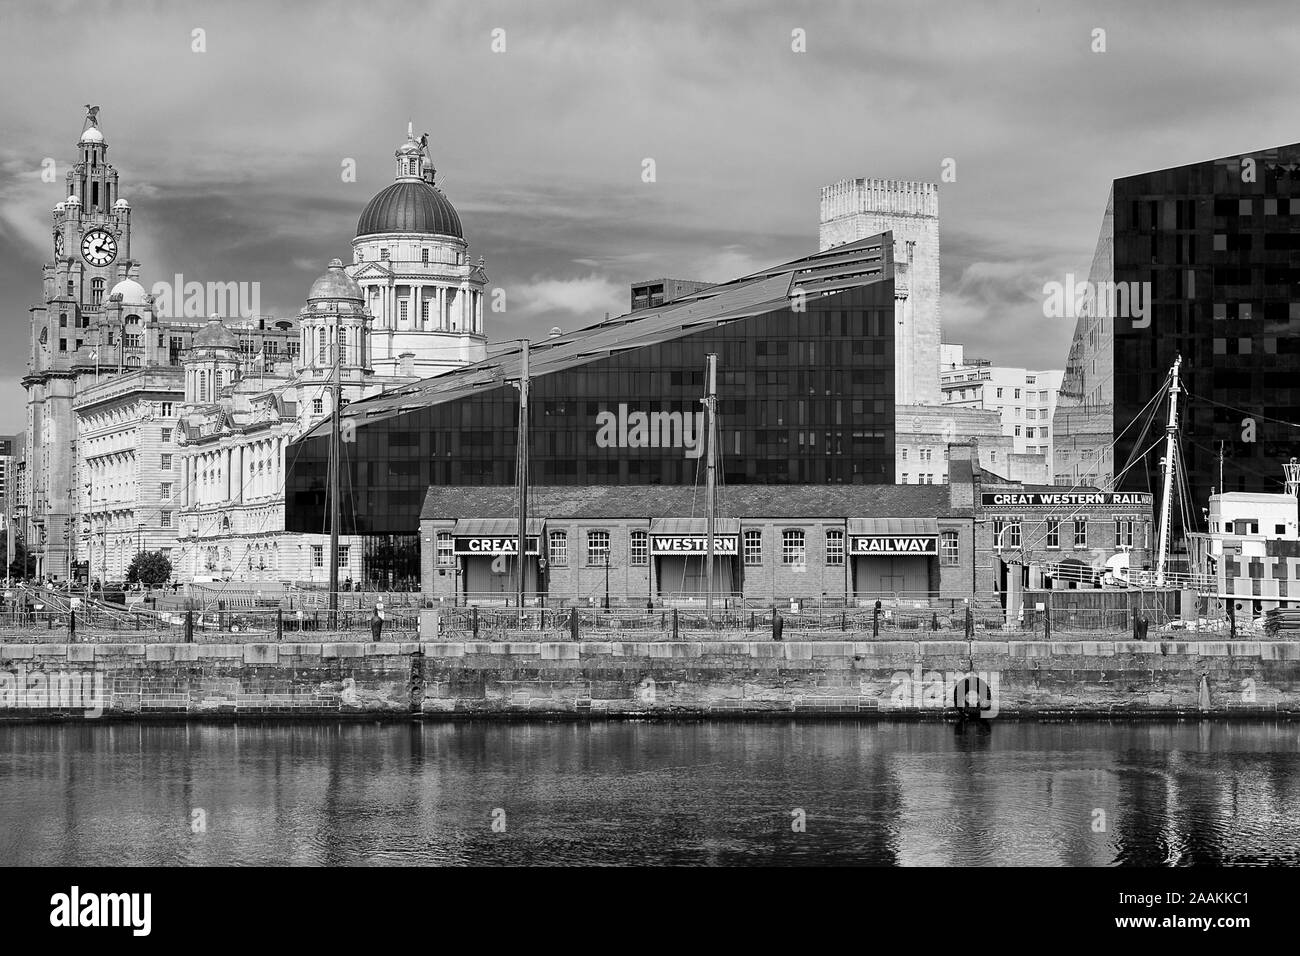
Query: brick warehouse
[{"left": 420, "top": 445, "right": 1154, "bottom": 605}]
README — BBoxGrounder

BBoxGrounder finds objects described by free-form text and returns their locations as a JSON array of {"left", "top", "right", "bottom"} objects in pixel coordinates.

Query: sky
[{"left": 1, "top": 0, "right": 1298, "bottom": 434}]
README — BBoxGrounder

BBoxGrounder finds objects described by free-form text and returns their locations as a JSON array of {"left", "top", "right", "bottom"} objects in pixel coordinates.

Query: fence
[{"left": 0, "top": 605, "right": 420, "bottom": 642}]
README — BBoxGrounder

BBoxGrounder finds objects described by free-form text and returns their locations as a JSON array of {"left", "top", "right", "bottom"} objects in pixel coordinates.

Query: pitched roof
[
  {"left": 305, "top": 233, "right": 895, "bottom": 440},
  {"left": 421, "top": 482, "right": 958, "bottom": 522}
]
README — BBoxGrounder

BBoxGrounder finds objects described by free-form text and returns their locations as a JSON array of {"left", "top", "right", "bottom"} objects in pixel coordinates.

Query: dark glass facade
[
  {"left": 286, "top": 282, "right": 897, "bottom": 567},
  {"left": 1055, "top": 144, "right": 1300, "bottom": 518}
]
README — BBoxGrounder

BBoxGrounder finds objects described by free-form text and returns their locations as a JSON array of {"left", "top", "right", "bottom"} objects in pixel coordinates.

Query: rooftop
[
  {"left": 307, "top": 233, "right": 895, "bottom": 441},
  {"left": 422, "top": 481, "right": 957, "bottom": 522}
]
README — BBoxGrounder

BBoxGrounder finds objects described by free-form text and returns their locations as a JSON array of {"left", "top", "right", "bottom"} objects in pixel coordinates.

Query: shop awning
[
  {"left": 453, "top": 517, "right": 545, "bottom": 536},
  {"left": 649, "top": 517, "right": 741, "bottom": 535},
  {"left": 847, "top": 517, "right": 938, "bottom": 536}
]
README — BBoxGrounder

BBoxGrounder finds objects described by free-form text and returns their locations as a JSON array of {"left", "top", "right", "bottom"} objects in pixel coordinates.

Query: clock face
[
  {"left": 80, "top": 228, "right": 117, "bottom": 267},
  {"left": 53, "top": 232, "right": 63, "bottom": 258}
]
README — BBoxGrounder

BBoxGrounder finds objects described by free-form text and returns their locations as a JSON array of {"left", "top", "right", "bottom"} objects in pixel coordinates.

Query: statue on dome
[{"left": 82, "top": 105, "right": 101, "bottom": 132}]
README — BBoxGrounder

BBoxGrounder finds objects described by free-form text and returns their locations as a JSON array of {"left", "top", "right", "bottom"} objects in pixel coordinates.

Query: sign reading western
[
  {"left": 850, "top": 535, "right": 939, "bottom": 556},
  {"left": 981, "top": 492, "right": 1152, "bottom": 507},
  {"left": 595, "top": 404, "right": 704, "bottom": 459},
  {"left": 651, "top": 535, "right": 739, "bottom": 556},
  {"left": 453, "top": 536, "right": 541, "bottom": 556}
]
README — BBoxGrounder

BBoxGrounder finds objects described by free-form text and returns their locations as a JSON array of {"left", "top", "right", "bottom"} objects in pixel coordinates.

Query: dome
[
  {"left": 193, "top": 316, "right": 238, "bottom": 349},
  {"left": 356, "top": 180, "right": 462, "bottom": 239},
  {"left": 308, "top": 258, "right": 363, "bottom": 301},
  {"left": 110, "top": 278, "right": 148, "bottom": 306},
  {"left": 54, "top": 201, "right": 65, "bottom": 212},
  {"left": 79, "top": 127, "right": 104, "bottom": 144},
  {"left": 113, "top": 197, "right": 130, "bottom": 209},
  {"left": 65, "top": 194, "right": 80, "bottom": 206}
]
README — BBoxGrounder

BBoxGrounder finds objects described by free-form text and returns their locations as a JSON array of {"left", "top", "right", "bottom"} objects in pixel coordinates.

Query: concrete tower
[{"left": 820, "top": 179, "right": 941, "bottom": 406}]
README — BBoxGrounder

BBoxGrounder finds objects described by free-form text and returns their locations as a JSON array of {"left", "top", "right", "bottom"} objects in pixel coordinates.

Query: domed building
[{"left": 349, "top": 124, "right": 488, "bottom": 378}]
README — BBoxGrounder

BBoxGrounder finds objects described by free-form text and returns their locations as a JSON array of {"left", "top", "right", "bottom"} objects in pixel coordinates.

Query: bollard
[
  {"left": 472, "top": 606, "right": 479, "bottom": 640},
  {"left": 69, "top": 608, "right": 76, "bottom": 642},
  {"left": 841, "top": 611, "right": 847, "bottom": 631},
  {"left": 772, "top": 610, "right": 784, "bottom": 642},
  {"left": 184, "top": 610, "right": 194, "bottom": 644},
  {"left": 276, "top": 608, "right": 283, "bottom": 642},
  {"left": 671, "top": 607, "right": 679, "bottom": 641},
  {"left": 873, "top": 600, "right": 881, "bottom": 639},
  {"left": 965, "top": 605, "right": 974, "bottom": 640},
  {"left": 931, "top": 612, "right": 938, "bottom": 631},
  {"left": 570, "top": 606, "right": 579, "bottom": 642},
  {"left": 1044, "top": 602, "right": 1052, "bottom": 641}
]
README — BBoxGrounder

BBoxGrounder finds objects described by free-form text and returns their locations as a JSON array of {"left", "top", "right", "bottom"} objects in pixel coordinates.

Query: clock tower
[{"left": 23, "top": 108, "right": 140, "bottom": 580}]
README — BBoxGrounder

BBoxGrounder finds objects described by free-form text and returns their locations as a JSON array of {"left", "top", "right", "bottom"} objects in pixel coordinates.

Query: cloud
[{"left": 510, "top": 274, "right": 625, "bottom": 324}]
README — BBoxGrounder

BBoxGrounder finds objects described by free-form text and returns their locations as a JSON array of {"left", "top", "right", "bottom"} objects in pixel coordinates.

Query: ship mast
[
  {"left": 704, "top": 353, "right": 718, "bottom": 613},
  {"left": 515, "top": 339, "right": 530, "bottom": 613},
  {"left": 328, "top": 335, "right": 341, "bottom": 628},
  {"left": 1155, "top": 355, "right": 1182, "bottom": 586}
]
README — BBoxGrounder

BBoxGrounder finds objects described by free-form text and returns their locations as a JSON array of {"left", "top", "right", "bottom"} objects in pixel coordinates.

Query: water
[{"left": 2, "top": 720, "right": 1298, "bottom": 866}]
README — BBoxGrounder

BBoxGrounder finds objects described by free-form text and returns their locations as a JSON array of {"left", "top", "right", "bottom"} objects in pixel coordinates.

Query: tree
[
  {"left": 3, "top": 530, "right": 36, "bottom": 580},
  {"left": 126, "top": 550, "right": 172, "bottom": 587}
]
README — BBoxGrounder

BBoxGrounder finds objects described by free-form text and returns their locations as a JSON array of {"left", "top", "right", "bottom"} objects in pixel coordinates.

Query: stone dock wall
[{"left": 1, "top": 640, "right": 1299, "bottom": 720}]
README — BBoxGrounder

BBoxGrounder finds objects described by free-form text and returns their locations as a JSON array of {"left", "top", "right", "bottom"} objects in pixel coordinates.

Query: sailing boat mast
[
  {"left": 328, "top": 334, "right": 341, "bottom": 627},
  {"left": 1155, "top": 355, "right": 1182, "bottom": 586},
  {"left": 516, "top": 339, "right": 530, "bottom": 611},
  {"left": 704, "top": 353, "right": 718, "bottom": 613}
]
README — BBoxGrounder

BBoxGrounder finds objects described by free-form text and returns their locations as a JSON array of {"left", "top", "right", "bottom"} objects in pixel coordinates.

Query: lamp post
[
  {"left": 14, "top": 504, "right": 27, "bottom": 582},
  {"left": 603, "top": 553, "right": 610, "bottom": 610}
]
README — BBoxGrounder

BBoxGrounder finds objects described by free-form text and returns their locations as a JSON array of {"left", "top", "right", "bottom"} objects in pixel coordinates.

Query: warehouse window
[
  {"left": 436, "top": 533, "right": 453, "bottom": 567},
  {"left": 782, "top": 529, "right": 806, "bottom": 566},
  {"left": 630, "top": 530, "right": 648, "bottom": 566},
  {"left": 825, "top": 529, "right": 844, "bottom": 566},
  {"left": 1046, "top": 517, "right": 1060, "bottom": 549},
  {"left": 548, "top": 531, "right": 568, "bottom": 567},
  {"left": 941, "top": 531, "right": 959, "bottom": 566},
  {"left": 1115, "top": 517, "right": 1134, "bottom": 548},
  {"left": 743, "top": 530, "right": 762, "bottom": 566},
  {"left": 586, "top": 530, "right": 610, "bottom": 566},
  {"left": 1074, "top": 518, "right": 1088, "bottom": 549},
  {"left": 311, "top": 545, "right": 324, "bottom": 568}
]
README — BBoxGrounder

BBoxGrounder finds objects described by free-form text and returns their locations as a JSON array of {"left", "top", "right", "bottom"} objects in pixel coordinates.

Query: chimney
[
  {"left": 947, "top": 440, "right": 976, "bottom": 511},
  {"left": 398, "top": 351, "right": 415, "bottom": 376}
]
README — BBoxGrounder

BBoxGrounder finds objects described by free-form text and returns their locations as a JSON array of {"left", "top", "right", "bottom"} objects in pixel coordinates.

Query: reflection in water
[{"left": 1, "top": 720, "right": 1297, "bottom": 866}]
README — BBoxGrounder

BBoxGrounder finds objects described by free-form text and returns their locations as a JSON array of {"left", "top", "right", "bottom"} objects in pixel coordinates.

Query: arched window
[
  {"left": 90, "top": 277, "right": 105, "bottom": 306},
  {"left": 198, "top": 371, "right": 208, "bottom": 402},
  {"left": 317, "top": 327, "right": 326, "bottom": 365},
  {"left": 586, "top": 530, "right": 610, "bottom": 566},
  {"left": 547, "top": 531, "right": 568, "bottom": 567},
  {"left": 781, "top": 530, "right": 806, "bottom": 566}
]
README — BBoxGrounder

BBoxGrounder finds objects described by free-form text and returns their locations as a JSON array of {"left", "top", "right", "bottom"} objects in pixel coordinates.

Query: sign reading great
[
  {"left": 651, "top": 535, "right": 738, "bottom": 556},
  {"left": 981, "top": 492, "right": 1153, "bottom": 507},
  {"left": 453, "top": 536, "right": 540, "bottom": 556},
  {"left": 850, "top": 535, "right": 939, "bottom": 556}
]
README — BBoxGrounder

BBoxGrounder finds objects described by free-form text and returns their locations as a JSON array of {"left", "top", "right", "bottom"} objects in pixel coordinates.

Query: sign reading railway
[{"left": 850, "top": 535, "right": 939, "bottom": 556}]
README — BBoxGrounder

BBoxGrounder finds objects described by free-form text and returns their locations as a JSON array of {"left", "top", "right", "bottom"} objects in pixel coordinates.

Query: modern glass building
[
  {"left": 285, "top": 235, "right": 899, "bottom": 583},
  {"left": 1053, "top": 143, "right": 1300, "bottom": 523}
]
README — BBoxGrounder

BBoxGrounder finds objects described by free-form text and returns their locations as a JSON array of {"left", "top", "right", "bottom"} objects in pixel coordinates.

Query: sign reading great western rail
[
  {"left": 850, "top": 535, "right": 938, "bottom": 556},
  {"left": 981, "top": 492, "right": 1152, "bottom": 507},
  {"left": 651, "top": 535, "right": 739, "bottom": 556},
  {"left": 453, "top": 536, "right": 541, "bottom": 556},
  {"left": 595, "top": 403, "right": 705, "bottom": 459}
]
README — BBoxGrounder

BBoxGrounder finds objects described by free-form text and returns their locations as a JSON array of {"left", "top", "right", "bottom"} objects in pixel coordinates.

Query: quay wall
[{"left": 2, "top": 641, "right": 1299, "bottom": 719}]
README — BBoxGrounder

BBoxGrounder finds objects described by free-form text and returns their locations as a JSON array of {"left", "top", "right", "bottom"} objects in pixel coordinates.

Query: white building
[
  {"left": 940, "top": 344, "right": 1063, "bottom": 466},
  {"left": 350, "top": 124, "right": 489, "bottom": 378}
]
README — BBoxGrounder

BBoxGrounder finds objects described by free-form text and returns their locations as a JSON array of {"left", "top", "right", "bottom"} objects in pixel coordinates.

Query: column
[
  {"left": 233, "top": 445, "right": 243, "bottom": 503},
  {"left": 223, "top": 447, "right": 232, "bottom": 503},
  {"left": 414, "top": 286, "right": 422, "bottom": 330}
]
